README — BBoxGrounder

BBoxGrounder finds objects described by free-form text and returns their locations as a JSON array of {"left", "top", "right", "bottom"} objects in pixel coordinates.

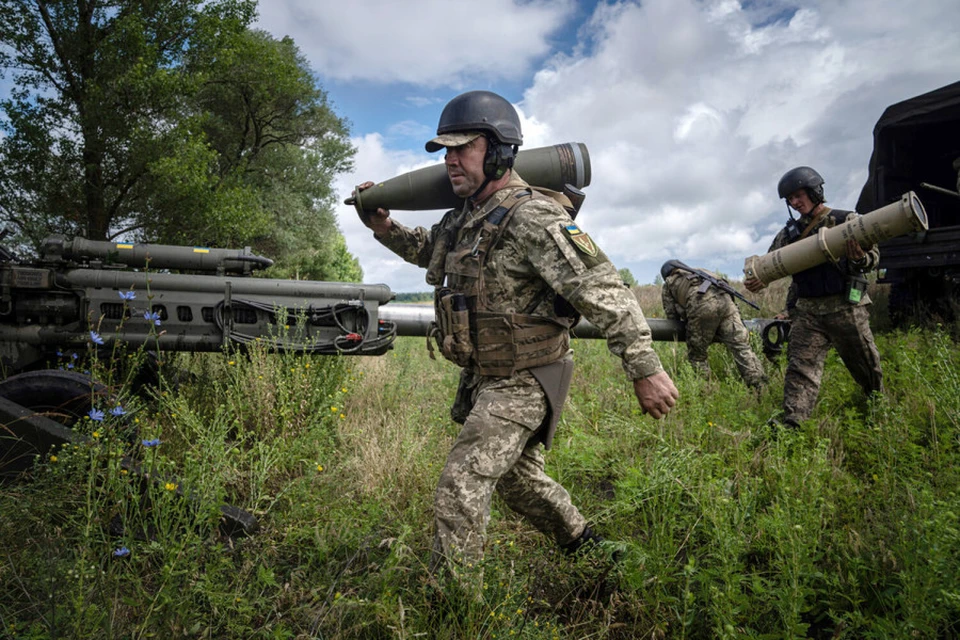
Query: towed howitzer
[
  {"left": 379, "top": 304, "right": 789, "bottom": 358},
  {"left": 1, "top": 234, "right": 398, "bottom": 375},
  {"left": 0, "top": 233, "right": 400, "bottom": 536}
]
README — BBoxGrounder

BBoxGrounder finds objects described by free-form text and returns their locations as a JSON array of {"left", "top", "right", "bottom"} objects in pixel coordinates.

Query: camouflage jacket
[
  {"left": 767, "top": 207, "right": 880, "bottom": 315},
  {"left": 661, "top": 268, "right": 731, "bottom": 321},
  {"left": 376, "top": 172, "right": 663, "bottom": 380}
]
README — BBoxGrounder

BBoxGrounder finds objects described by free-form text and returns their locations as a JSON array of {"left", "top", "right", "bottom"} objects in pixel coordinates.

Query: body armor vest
[
  {"left": 792, "top": 209, "right": 851, "bottom": 298},
  {"left": 430, "top": 188, "right": 572, "bottom": 377}
]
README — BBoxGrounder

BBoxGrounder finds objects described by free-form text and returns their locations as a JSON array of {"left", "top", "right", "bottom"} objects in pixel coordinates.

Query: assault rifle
[{"left": 672, "top": 260, "right": 760, "bottom": 310}]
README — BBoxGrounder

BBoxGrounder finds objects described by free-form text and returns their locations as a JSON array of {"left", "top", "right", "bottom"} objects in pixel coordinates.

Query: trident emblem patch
[{"left": 563, "top": 224, "right": 598, "bottom": 257}]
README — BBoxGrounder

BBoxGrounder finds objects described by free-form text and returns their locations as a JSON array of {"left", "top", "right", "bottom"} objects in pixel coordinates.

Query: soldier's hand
[
  {"left": 744, "top": 276, "right": 766, "bottom": 293},
  {"left": 845, "top": 238, "right": 866, "bottom": 262},
  {"left": 353, "top": 181, "right": 392, "bottom": 236},
  {"left": 633, "top": 371, "right": 679, "bottom": 419}
]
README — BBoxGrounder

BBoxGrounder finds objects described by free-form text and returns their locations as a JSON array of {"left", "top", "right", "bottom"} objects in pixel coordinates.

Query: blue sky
[{"left": 258, "top": 0, "right": 960, "bottom": 293}]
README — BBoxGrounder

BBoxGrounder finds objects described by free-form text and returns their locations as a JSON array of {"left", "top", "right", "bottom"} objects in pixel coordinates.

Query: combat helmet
[
  {"left": 778, "top": 166, "right": 825, "bottom": 204},
  {"left": 425, "top": 90, "right": 522, "bottom": 180},
  {"left": 660, "top": 259, "right": 686, "bottom": 280}
]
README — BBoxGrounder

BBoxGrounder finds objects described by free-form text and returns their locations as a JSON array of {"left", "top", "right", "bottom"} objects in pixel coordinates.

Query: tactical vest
[
  {"left": 429, "top": 188, "right": 573, "bottom": 377},
  {"left": 791, "top": 209, "right": 851, "bottom": 298}
]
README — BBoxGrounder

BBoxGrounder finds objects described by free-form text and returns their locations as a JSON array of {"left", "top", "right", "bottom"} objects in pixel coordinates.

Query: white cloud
[
  {"left": 256, "top": 0, "right": 576, "bottom": 86},
  {"left": 519, "top": 0, "right": 960, "bottom": 282},
  {"left": 295, "top": 0, "right": 960, "bottom": 290}
]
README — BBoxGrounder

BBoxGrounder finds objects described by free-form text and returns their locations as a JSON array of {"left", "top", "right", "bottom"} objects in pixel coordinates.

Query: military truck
[{"left": 855, "top": 81, "right": 960, "bottom": 326}]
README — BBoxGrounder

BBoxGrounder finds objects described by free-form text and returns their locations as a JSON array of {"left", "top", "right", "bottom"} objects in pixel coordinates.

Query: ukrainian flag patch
[{"left": 563, "top": 224, "right": 598, "bottom": 257}]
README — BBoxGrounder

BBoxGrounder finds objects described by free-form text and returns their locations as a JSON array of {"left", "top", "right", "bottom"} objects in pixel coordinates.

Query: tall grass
[{"left": 1, "top": 313, "right": 958, "bottom": 637}]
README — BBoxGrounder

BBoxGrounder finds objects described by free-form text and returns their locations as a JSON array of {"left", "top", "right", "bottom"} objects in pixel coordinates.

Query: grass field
[{"left": 1, "top": 285, "right": 958, "bottom": 639}]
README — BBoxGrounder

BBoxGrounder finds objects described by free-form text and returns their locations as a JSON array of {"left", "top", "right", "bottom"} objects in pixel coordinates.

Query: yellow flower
[
  {"left": 305, "top": 364, "right": 311, "bottom": 369},
  {"left": 164, "top": 482, "right": 177, "bottom": 491},
  {"left": 707, "top": 421, "right": 715, "bottom": 427},
  {"left": 339, "top": 413, "right": 345, "bottom": 419},
  {"left": 228, "top": 361, "right": 236, "bottom": 366},
  {"left": 49, "top": 455, "right": 58, "bottom": 463},
  {"left": 92, "top": 431, "right": 100, "bottom": 438},
  {"left": 330, "top": 406, "right": 337, "bottom": 412},
  {"left": 341, "top": 387, "right": 347, "bottom": 393},
  {"left": 121, "top": 469, "right": 128, "bottom": 475},
  {"left": 316, "top": 464, "right": 324, "bottom": 472}
]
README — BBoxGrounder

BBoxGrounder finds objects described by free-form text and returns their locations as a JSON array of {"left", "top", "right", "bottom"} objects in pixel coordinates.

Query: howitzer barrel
[
  {"left": 347, "top": 143, "right": 591, "bottom": 212},
  {"left": 744, "top": 192, "right": 929, "bottom": 285},
  {"left": 41, "top": 236, "right": 274, "bottom": 274},
  {"left": 378, "top": 304, "right": 685, "bottom": 341}
]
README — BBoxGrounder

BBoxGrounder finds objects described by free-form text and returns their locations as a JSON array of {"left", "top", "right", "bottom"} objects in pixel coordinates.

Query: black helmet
[
  {"left": 660, "top": 259, "right": 685, "bottom": 280},
  {"left": 425, "top": 91, "right": 523, "bottom": 152},
  {"left": 777, "top": 166, "right": 825, "bottom": 204}
]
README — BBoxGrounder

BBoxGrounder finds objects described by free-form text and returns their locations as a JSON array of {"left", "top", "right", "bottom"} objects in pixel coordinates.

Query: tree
[
  {"left": 0, "top": 2, "right": 358, "bottom": 281},
  {"left": 618, "top": 267, "right": 638, "bottom": 288}
]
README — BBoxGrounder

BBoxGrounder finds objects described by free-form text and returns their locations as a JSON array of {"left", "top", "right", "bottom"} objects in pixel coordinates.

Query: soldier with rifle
[
  {"left": 660, "top": 260, "right": 767, "bottom": 389},
  {"left": 353, "top": 90, "right": 678, "bottom": 584}
]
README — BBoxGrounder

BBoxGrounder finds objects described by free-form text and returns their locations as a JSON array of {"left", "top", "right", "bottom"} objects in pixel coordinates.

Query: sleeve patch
[{"left": 563, "top": 224, "right": 599, "bottom": 257}]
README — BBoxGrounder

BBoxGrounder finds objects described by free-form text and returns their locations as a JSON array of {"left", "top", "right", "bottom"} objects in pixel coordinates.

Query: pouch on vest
[
  {"left": 434, "top": 287, "right": 474, "bottom": 367},
  {"left": 845, "top": 275, "right": 868, "bottom": 304}
]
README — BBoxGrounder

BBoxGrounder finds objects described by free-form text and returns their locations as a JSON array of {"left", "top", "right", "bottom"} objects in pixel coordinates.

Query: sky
[{"left": 256, "top": 0, "right": 960, "bottom": 293}]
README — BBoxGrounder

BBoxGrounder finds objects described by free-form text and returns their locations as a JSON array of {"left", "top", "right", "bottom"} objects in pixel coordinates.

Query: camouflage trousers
[
  {"left": 685, "top": 293, "right": 767, "bottom": 388},
  {"left": 431, "top": 368, "right": 586, "bottom": 574},
  {"left": 783, "top": 305, "right": 883, "bottom": 426}
]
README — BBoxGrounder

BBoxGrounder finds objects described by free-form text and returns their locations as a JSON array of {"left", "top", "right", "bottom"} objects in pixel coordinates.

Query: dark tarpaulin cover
[{"left": 856, "top": 81, "right": 960, "bottom": 215}]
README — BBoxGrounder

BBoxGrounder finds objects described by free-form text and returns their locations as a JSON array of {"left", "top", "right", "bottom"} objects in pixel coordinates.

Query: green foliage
[
  {"left": 0, "top": 1, "right": 358, "bottom": 282},
  {"left": 2, "top": 327, "right": 959, "bottom": 637},
  {"left": 618, "top": 267, "right": 638, "bottom": 288}
]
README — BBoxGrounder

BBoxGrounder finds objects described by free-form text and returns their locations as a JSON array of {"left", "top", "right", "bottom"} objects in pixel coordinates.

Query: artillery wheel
[{"left": 0, "top": 369, "right": 112, "bottom": 424}]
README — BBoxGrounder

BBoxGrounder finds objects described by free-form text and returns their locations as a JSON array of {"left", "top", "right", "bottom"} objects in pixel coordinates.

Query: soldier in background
[
  {"left": 661, "top": 260, "right": 767, "bottom": 389},
  {"left": 354, "top": 91, "right": 678, "bottom": 582},
  {"left": 745, "top": 166, "right": 883, "bottom": 428}
]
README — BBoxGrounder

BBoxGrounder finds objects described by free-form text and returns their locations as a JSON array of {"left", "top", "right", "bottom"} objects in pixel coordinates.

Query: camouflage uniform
[
  {"left": 768, "top": 208, "right": 883, "bottom": 426},
  {"left": 661, "top": 268, "right": 766, "bottom": 388},
  {"left": 377, "top": 172, "right": 663, "bottom": 570}
]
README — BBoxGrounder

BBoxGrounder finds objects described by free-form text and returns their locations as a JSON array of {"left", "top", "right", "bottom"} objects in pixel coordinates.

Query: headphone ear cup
[{"left": 484, "top": 144, "right": 516, "bottom": 179}]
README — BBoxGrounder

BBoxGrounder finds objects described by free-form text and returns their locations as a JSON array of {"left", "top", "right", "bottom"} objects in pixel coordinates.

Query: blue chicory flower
[
  {"left": 66, "top": 363, "right": 74, "bottom": 369},
  {"left": 110, "top": 406, "right": 126, "bottom": 417},
  {"left": 56, "top": 350, "right": 63, "bottom": 357},
  {"left": 71, "top": 352, "right": 78, "bottom": 360},
  {"left": 113, "top": 546, "right": 130, "bottom": 558},
  {"left": 89, "top": 331, "right": 105, "bottom": 345},
  {"left": 141, "top": 438, "right": 161, "bottom": 447},
  {"left": 143, "top": 310, "right": 161, "bottom": 326},
  {"left": 88, "top": 408, "right": 105, "bottom": 422},
  {"left": 118, "top": 290, "right": 136, "bottom": 301}
]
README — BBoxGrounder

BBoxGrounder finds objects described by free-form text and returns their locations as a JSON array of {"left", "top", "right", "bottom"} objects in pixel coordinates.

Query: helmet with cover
[{"left": 425, "top": 90, "right": 523, "bottom": 179}]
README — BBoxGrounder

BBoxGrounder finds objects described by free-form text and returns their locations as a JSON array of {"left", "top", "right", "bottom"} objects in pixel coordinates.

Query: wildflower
[
  {"left": 67, "top": 363, "right": 74, "bottom": 369},
  {"left": 339, "top": 413, "right": 345, "bottom": 419},
  {"left": 330, "top": 406, "right": 337, "bottom": 412},
  {"left": 316, "top": 464, "right": 324, "bottom": 472},
  {"left": 49, "top": 455, "right": 58, "bottom": 463},
  {"left": 117, "top": 290, "right": 136, "bottom": 301},
  {"left": 56, "top": 350, "right": 63, "bottom": 356},
  {"left": 143, "top": 310, "right": 161, "bottom": 326},
  {"left": 113, "top": 546, "right": 130, "bottom": 558},
  {"left": 341, "top": 387, "right": 347, "bottom": 393},
  {"left": 120, "top": 469, "right": 128, "bottom": 475},
  {"left": 92, "top": 430, "right": 100, "bottom": 438},
  {"left": 88, "top": 408, "right": 105, "bottom": 422},
  {"left": 141, "top": 438, "right": 161, "bottom": 447},
  {"left": 89, "top": 331, "right": 105, "bottom": 345},
  {"left": 71, "top": 352, "right": 78, "bottom": 360},
  {"left": 164, "top": 482, "right": 177, "bottom": 491},
  {"left": 109, "top": 406, "right": 126, "bottom": 417},
  {"left": 228, "top": 360, "right": 236, "bottom": 366}
]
